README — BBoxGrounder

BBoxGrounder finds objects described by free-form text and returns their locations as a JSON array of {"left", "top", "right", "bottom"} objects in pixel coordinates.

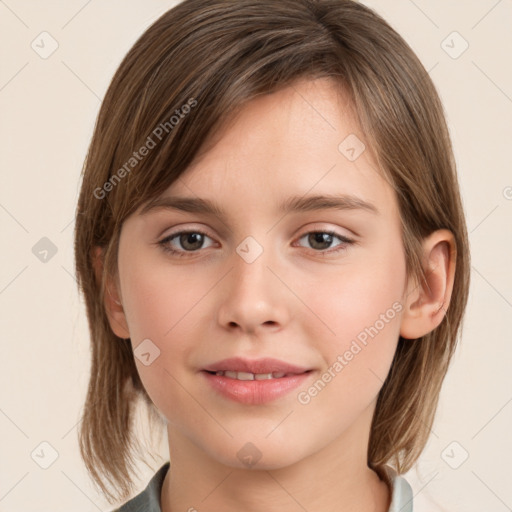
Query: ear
[
  {"left": 92, "top": 246, "right": 130, "bottom": 339},
  {"left": 400, "top": 229, "right": 457, "bottom": 340}
]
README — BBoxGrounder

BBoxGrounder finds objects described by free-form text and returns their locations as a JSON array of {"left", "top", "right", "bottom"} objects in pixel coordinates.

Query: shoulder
[
  {"left": 110, "top": 462, "right": 170, "bottom": 512},
  {"left": 382, "top": 465, "right": 414, "bottom": 512}
]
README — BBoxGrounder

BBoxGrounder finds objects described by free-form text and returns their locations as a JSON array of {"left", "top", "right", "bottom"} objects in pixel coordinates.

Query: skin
[{"left": 97, "top": 77, "right": 456, "bottom": 512}]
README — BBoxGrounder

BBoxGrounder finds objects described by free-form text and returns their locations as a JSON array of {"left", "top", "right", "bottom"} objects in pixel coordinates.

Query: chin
[{"left": 203, "top": 434, "right": 310, "bottom": 472}]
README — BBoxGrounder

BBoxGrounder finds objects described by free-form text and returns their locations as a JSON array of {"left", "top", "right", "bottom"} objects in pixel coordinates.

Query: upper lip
[{"left": 202, "top": 357, "right": 310, "bottom": 375}]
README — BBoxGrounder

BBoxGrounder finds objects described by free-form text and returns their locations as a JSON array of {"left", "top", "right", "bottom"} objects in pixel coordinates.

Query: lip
[
  {"left": 201, "top": 357, "right": 313, "bottom": 405},
  {"left": 202, "top": 357, "right": 310, "bottom": 375}
]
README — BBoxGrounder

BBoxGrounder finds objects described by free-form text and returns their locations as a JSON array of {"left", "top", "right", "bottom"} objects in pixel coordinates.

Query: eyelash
[{"left": 157, "top": 228, "right": 355, "bottom": 258}]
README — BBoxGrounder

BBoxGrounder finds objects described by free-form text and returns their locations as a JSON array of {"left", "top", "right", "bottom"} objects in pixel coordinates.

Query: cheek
[
  {"left": 294, "top": 252, "right": 405, "bottom": 432},
  {"left": 121, "top": 263, "right": 205, "bottom": 416},
  {"left": 121, "top": 259, "right": 209, "bottom": 342},
  {"left": 298, "top": 237, "right": 406, "bottom": 370},
  {"left": 120, "top": 255, "right": 218, "bottom": 383}
]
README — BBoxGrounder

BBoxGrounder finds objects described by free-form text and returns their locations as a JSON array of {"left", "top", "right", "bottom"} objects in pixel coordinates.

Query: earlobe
[
  {"left": 399, "top": 229, "right": 456, "bottom": 340},
  {"left": 92, "top": 246, "right": 131, "bottom": 339}
]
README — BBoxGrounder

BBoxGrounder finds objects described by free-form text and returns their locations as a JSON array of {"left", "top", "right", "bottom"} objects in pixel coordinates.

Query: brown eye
[
  {"left": 158, "top": 229, "right": 214, "bottom": 257},
  {"left": 296, "top": 230, "right": 354, "bottom": 254},
  {"left": 177, "top": 232, "right": 205, "bottom": 251}
]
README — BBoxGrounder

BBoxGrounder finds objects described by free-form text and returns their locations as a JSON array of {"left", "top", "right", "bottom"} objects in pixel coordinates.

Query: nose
[{"left": 216, "top": 242, "right": 290, "bottom": 336}]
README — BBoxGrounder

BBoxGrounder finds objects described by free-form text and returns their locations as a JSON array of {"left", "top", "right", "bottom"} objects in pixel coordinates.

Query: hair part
[{"left": 74, "top": 0, "right": 470, "bottom": 503}]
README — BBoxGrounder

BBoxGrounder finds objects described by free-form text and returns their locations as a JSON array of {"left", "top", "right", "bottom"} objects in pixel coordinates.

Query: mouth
[
  {"left": 201, "top": 357, "right": 314, "bottom": 405},
  {"left": 202, "top": 356, "right": 311, "bottom": 375},
  {"left": 204, "top": 370, "right": 304, "bottom": 380}
]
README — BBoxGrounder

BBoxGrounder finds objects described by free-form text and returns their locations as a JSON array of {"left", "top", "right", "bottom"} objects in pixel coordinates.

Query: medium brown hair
[{"left": 74, "top": 0, "right": 470, "bottom": 503}]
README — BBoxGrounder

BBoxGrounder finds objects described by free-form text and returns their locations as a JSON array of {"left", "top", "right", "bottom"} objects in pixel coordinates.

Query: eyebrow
[{"left": 140, "top": 193, "right": 379, "bottom": 218}]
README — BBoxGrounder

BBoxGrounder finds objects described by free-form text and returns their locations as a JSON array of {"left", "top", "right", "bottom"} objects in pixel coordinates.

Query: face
[{"left": 111, "top": 77, "right": 409, "bottom": 470}]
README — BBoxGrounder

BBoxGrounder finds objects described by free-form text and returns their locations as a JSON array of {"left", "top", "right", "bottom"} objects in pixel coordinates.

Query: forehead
[{"left": 142, "top": 77, "right": 398, "bottom": 222}]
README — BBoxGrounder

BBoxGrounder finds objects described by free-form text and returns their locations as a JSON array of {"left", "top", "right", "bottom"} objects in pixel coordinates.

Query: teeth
[
  {"left": 234, "top": 371, "right": 254, "bottom": 381},
  {"left": 254, "top": 373, "right": 273, "bottom": 380},
  {"left": 213, "top": 371, "right": 289, "bottom": 380}
]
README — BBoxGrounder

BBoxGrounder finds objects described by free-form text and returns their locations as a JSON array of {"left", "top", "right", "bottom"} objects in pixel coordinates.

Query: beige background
[{"left": 1, "top": 1, "right": 511, "bottom": 511}]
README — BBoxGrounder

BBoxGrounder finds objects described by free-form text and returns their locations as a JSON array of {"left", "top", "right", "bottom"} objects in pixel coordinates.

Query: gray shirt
[{"left": 112, "top": 462, "right": 413, "bottom": 511}]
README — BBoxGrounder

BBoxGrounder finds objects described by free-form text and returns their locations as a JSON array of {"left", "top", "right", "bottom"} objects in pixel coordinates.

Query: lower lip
[{"left": 202, "top": 371, "right": 313, "bottom": 405}]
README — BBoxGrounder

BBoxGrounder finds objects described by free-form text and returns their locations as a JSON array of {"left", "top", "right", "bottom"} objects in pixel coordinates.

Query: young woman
[{"left": 74, "top": 1, "right": 471, "bottom": 510}]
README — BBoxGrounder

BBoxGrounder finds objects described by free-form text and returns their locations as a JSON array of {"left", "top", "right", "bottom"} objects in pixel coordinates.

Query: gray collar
[{"left": 113, "top": 462, "right": 414, "bottom": 512}]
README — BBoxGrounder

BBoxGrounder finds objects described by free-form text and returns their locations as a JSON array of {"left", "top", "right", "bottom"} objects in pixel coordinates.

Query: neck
[{"left": 160, "top": 405, "right": 391, "bottom": 512}]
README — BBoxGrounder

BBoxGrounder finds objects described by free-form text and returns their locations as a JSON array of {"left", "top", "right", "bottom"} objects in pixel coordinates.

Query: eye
[
  {"left": 156, "top": 228, "right": 355, "bottom": 258},
  {"left": 157, "top": 229, "right": 215, "bottom": 257},
  {"left": 294, "top": 230, "right": 354, "bottom": 254}
]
